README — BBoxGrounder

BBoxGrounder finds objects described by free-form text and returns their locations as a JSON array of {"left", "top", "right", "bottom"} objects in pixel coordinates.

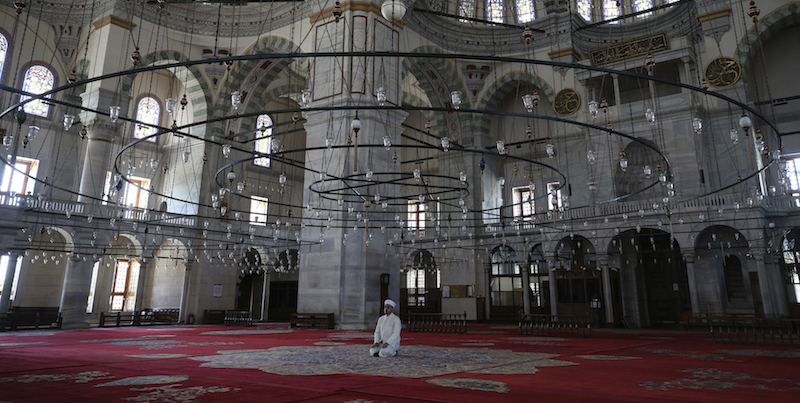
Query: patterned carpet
[{"left": 1, "top": 323, "right": 799, "bottom": 402}]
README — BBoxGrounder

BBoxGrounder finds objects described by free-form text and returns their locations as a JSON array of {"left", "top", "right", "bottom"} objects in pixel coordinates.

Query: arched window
[
  {"left": 603, "top": 0, "right": 621, "bottom": 24},
  {"left": 576, "top": 0, "right": 592, "bottom": 21},
  {"left": 133, "top": 96, "right": 160, "bottom": 142},
  {"left": 486, "top": 0, "right": 504, "bottom": 23},
  {"left": 634, "top": 0, "right": 653, "bottom": 18},
  {"left": 458, "top": 0, "right": 475, "bottom": 21},
  {"left": 20, "top": 65, "right": 55, "bottom": 117},
  {"left": 516, "top": 0, "right": 535, "bottom": 23},
  {"left": 0, "top": 33, "right": 8, "bottom": 82},
  {"left": 255, "top": 114, "right": 273, "bottom": 167}
]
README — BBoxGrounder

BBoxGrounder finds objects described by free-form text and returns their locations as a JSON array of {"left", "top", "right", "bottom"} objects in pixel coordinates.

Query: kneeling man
[{"left": 370, "top": 299, "right": 401, "bottom": 357}]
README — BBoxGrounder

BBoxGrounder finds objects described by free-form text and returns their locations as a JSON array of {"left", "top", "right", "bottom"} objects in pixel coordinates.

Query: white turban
[{"left": 384, "top": 299, "right": 396, "bottom": 308}]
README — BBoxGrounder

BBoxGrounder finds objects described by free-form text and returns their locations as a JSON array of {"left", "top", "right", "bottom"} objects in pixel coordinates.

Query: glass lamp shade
[
  {"left": 522, "top": 94, "right": 534, "bottom": 112},
  {"left": 383, "top": 135, "right": 391, "bottom": 149},
  {"left": 222, "top": 144, "right": 231, "bottom": 158},
  {"left": 351, "top": 116, "right": 361, "bottom": 132},
  {"left": 182, "top": 151, "right": 191, "bottom": 163},
  {"left": 237, "top": 182, "right": 245, "bottom": 193},
  {"left": 546, "top": 143, "right": 555, "bottom": 157},
  {"left": 586, "top": 150, "right": 596, "bottom": 165},
  {"left": 63, "top": 115, "right": 75, "bottom": 130},
  {"left": 451, "top": 91, "right": 462, "bottom": 109},
  {"left": 227, "top": 171, "right": 236, "bottom": 182},
  {"left": 413, "top": 168, "right": 421, "bottom": 181},
  {"left": 301, "top": 89, "right": 312, "bottom": 108},
  {"left": 366, "top": 169, "right": 374, "bottom": 180},
  {"left": 739, "top": 114, "right": 752, "bottom": 132},
  {"left": 279, "top": 173, "right": 287, "bottom": 184},
  {"left": 528, "top": 181, "right": 535, "bottom": 191},
  {"left": 619, "top": 157, "right": 628, "bottom": 171},
  {"left": 381, "top": 0, "right": 408, "bottom": 22},
  {"left": 231, "top": 91, "right": 242, "bottom": 110},
  {"left": 643, "top": 165, "right": 652, "bottom": 178},
  {"left": 271, "top": 138, "right": 281, "bottom": 152},
  {"left": 150, "top": 159, "right": 159, "bottom": 170},
  {"left": 645, "top": 108, "right": 656, "bottom": 125},
  {"left": 692, "top": 117, "right": 703, "bottom": 134},
  {"left": 109, "top": 106, "right": 120, "bottom": 122},
  {"left": 496, "top": 140, "right": 505, "bottom": 154},
  {"left": 459, "top": 172, "right": 467, "bottom": 182},
  {"left": 27, "top": 125, "right": 40, "bottom": 140},
  {"left": 166, "top": 98, "right": 177, "bottom": 115},
  {"left": 588, "top": 100, "right": 599, "bottom": 118},
  {"left": 325, "top": 137, "right": 333, "bottom": 149},
  {"left": 376, "top": 87, "right": 387, "bottom": 106},
  {"left": 498, "top": 177, "right": 505, "bottom": 187},
  {"left": 730, "top": 129, "right": 739, "bottom": 144},
  {"left": 441, "top": 137, "right": 450, "bottom": 151}
]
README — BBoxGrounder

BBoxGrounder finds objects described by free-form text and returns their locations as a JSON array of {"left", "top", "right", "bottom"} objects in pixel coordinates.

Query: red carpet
[{"left": 2, "top": 323, "right": 799, "bottom": 402}]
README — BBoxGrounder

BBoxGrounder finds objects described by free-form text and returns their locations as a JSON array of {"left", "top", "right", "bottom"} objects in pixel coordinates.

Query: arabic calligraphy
[
  {"left": 553, "top": 89, "right": 581, "bottom": 116},
  {"left": 590, "top": 33, "right": 670, "bottom": 66},
  {"left": 704, "top": 57, "right": 741, "bottom": 88}
]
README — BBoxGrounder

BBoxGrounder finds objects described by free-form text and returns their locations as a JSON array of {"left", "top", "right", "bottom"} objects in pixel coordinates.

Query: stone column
[
  {"left": 598, "top": 254, "right": 614, "bottom": 325},
  {"left": 76, "top": 118, "right": 119, "bottom": 203},
  {"left": 521, "top": 260, "right": 531, "bottom": 315},
  {"left": 681, "top": 250, "right": 701, "bottom": 316},
  {"left": 611, "top": 74, "right": 621, "bottom": 110},
  {"left": 296, "top": 2, "right": 406, "bottom": 329},
  {"left": 179, "top": 260, "right": 193, "bottom": 323},
  {"left": 548, "top": 260, "right": 558, "bottom": 316},
  {"left": 0, "top": 253, "right": 20, "bottom": 312},
  {"left": 59, "top": 254, "right": 95, "bottom": 329},
  {"left": 484, "top": 261, "right": 492, "bottom": 320},
  {"left": 752, "top": 248, "right": 787, "bottom": 317}
]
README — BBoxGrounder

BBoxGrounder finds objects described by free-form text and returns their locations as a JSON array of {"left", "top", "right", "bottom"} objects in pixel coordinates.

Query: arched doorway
[
  {"left": 779, "top": 228, "right": 800, "bottom": 318},
  {"left": 490, "top": 245, "right": 522, "bottom": 321},
  {"left": 236, "top": 248, "right": 266, "bottom": 320},
  {"left": 554, "top": 236, "right": 600, "bottom": 318},
  {"left": 400, "top": 249, "right": 441, "bottom": 320},
  {"left": 610, "top": 228, "right": 689, "bottom": 327},
  {"left": 266, "top": 249, "right": 298, "bottom": 321}
]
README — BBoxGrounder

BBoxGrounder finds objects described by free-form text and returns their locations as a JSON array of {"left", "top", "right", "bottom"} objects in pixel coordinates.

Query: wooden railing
[
  {"left": 224, "top": 310, "right": 253, "bottom": 326},
  {"left": 290, "top": 312, "right": 335, "bottom": 329},
  {"left": 519, "top": 314, "right": 592, "bottom": 338},
  {"left": 407, "top": 312, "right": 467, "bottom": 333},
  {"left": 1, "top": 307, "right": 62, "bottom": 331},
  {"left": 99, "top": 309, "right": 179, "bottom": 327},
  {"left": 708, "top": 315, "right": 800, "bottom": 345}
]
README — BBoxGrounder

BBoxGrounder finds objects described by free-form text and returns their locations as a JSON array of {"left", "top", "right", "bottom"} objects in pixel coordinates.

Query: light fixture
[
  {"left": 441, "top": 137, "right": 450, "bottom": 151},
  {"left": 730, "top": 128, "right": 739, "bottom": 144},
  {"left": 619, "top": 149, "right": 628, "bottom": 172},
  {"left": 692, "top": 117, "right": 703, "bottom": 135},
  {"left": 413, "top": 168, "right": 421, "bottom": 181},
  {"left": 63, "top": 115, "right": 75, "bottom": 130},
  {"left": 383, "top": 135, "right": 391, "bottom": 149},
  {"left": 109, "top": 106, "right": 120, "bottom": 122},
  {"left": 498, "top": 177, "right": 505, "bottom": 187},
  {"left": 182, "top": 151, "right": 191, "bottom": 163},
  {"left": 231, "top": 91, "right": 242, "bottom": 110},
  {"left": 588, "top": 100, "right": 599, "bottom": 118},
  {"left": 739, "top": 113, "right": 752, "bottom": 135},
  {"left": 522, "top": 94, "right": 534, "bottom": 112},
  {"left": 376, "top": 87, "right": 387, "bottom": 106},
  {"left": 27, "top": 125, "right": 40, "bottom": 141},
  {"left": 546, "top": 143, "right": 555, "bottom": 158},
  {"left": 496, "top": 140, "right": 506, "bottom": 155},
  {"left": 586, "top": 150, "right": 596, "bottom": 165},
  {"left": 166, "top": 98, "right": 177, "bottom": 115},
  {"left": 301, "top": 89, "right": 312, "bottom": 108},
  {"left": 381, "top": 0, "right": 408, "bottom": 22},
  {"left": 645, "top": 108, "right": 656, "bottom": 125},
  {"left": 451, "top": 91, "right": 462, "bottom": 109}
]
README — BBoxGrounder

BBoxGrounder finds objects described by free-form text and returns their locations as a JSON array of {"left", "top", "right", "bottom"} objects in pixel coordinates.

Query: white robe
[{"left": 369, "top": 312, "right": 401, "bottom": 357}]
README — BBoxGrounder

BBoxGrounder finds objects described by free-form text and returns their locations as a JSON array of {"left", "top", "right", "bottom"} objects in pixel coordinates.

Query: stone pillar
[
  {"left": 752, "top": 248, "right": 787, "bottom": 317},
  {"left": 548, "top": 260, "right": 558, "bottom": 316},
  {"left": 180, "top": 260, "right": 193, "bottom": 323},
  {"left": 599, "top": 254, "right": 614, "bottom": 325},
  {"left": 484, "top": 261, "right": 492, "bottom": 320},
  {"left": 611, "top": 74, "right": 621, "bottom": 110},
  {"left": 521, "top": 259, "right": 531, "bottom": 315},
  {"left": 681, "top": 250, "right": 701, "bottom": 315},
  {"left": 0, "top": 253, "right": 20, "bottom": 312},
  {"left": 296, "top": 2, "right": 406, "bottom": 329},
  {"left": 59, "top": 254, "right": 95, "bottom": 329},
  {"left": 76, "top": 118, "right": 118, "bottom": 203},
  {"left": 681, "top": 56, "right": 692, "bottom": 96}
]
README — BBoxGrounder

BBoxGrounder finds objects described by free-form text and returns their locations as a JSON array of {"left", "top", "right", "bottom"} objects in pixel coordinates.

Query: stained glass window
[
  {"left": 0, "top": 34, "right": 8, "bottom": 83},
  {"left": 255, "top": 114, "right": 273, "bottom": 168},
  {"left": 458, "top": 0, "right": 475, "bottom": 22},
  {"left": 517, "top": 0, "right": 535, "bottom": 23},
  {"left": 634, "top": 0, "right": 653, "bottom": 18},
  {"left": 133, "top": 96, "right": 160, "bottom": 142},
  {"left": 487, "top": 0, "right": 504, "bottom": 23},
  {"left": 603, "top": 0, "right": 621, "bottom": 24},
  {"left": 577, "top": 0, "right": 592, "bottom": 21},
  {"left": 20, "top": 65, "right": 55, "bottom": 117}
]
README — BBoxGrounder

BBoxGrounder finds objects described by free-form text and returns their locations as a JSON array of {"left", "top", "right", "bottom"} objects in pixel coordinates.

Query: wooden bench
[
  {"left": 99, "top": 309, "right": 179, "bottom": 327},
  {"left": 708, "top": 315, "right": 800, "bottom": 345},
  {"left": 224, "top": 310, "right": 253, "bottom": 326},
  {"left": 408, "top": 312, "right": 467, "bottom": 333},
  {"left": 2, "top": 307, "right": 62, "bottom": 330},
  {"left": 519, "top": 313, "right": 592, "bottom": 338},
  {"left": 290, "top": 313, "right": 334, "bottom": 329}
]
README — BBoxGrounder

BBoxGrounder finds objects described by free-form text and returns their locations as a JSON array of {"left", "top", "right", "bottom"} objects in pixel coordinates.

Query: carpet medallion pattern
[
  {"left": 190, "top": 345, "right": 576, "bottom": 377},
  {"left": 426, "top": 377, "right": 509, "bottom": 393},
  {"left": 96, "top": 375, "right": 190, "bottom": 387}
]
